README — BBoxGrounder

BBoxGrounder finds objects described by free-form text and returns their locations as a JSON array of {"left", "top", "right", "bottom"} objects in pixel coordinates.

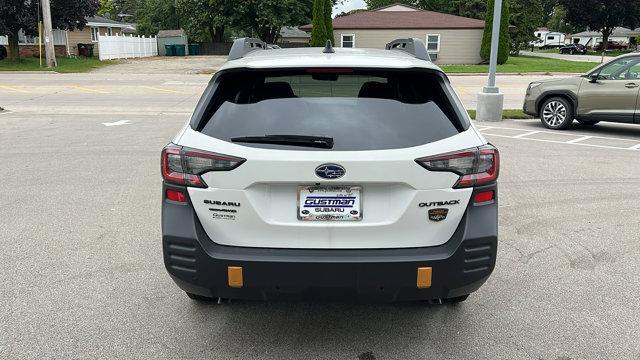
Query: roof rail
[
  {"left": 385, "top": 38, "right": 431, "bottom": 61},
  {"left": 228, "top": 37, "right": 267, "bottom": 61}
]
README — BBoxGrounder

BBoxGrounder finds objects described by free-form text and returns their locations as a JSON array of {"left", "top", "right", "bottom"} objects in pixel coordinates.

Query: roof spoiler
[
  {"left": 385, "top": 38, "right": 431, "bottom": 61},
  {"left": 228, "top": 37, "right": 268, "bottom": 60}
]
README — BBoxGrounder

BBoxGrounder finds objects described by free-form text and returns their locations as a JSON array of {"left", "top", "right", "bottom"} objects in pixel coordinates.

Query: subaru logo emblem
[{"left": 315, "top": 164, "right": 345, "bottom": 179}]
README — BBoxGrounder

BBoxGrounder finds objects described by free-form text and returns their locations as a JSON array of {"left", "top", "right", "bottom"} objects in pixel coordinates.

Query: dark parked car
[
  {"left": 594, "top": 41, "right": 628, "bottom": 51},
  {"left": 559, "top": 44, "right": 587, "bottom": 55}
]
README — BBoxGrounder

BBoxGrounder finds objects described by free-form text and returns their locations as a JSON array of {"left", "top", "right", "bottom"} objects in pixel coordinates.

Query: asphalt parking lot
[{"left": 1, "top": 67, "right": 640, "bottom": 359}]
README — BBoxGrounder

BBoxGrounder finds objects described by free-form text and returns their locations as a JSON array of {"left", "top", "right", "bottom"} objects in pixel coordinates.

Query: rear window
[{"left": 194, "top": 69, "right": 467, "bottom": 151}]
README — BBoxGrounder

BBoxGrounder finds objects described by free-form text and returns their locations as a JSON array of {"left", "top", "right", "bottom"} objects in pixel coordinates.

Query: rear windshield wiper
[{"left": 230, "top": 135, "right": 334, "bottom": 149}]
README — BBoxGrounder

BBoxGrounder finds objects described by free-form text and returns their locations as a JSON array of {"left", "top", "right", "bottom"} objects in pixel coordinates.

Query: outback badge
[{"left": 428, "top": 208, "right": 449, "bottom": 222}]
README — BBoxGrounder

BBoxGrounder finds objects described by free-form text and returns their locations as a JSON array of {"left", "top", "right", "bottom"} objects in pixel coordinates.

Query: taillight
[
  {"left": 415, "top": 144, "right": 499, "bottom": 188},
  {"left": 161, "top": 144, "right": 245, "bottom": 188},
  {"left": 165, "top": 189, "right": 187, "bottom": 203}
]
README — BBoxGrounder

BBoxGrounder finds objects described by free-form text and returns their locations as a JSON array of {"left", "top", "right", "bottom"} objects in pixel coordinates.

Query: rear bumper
[{"left": 162, "top": 183, "right": 498, "bottom": 302}]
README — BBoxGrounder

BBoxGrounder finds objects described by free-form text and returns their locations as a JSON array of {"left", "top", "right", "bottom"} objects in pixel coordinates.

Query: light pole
[
  {"left": 476, "top": 0, "right": 504, "bottom": 122},
  {"left": 41, "top": 0, "right": 57, "bottom": 68}
]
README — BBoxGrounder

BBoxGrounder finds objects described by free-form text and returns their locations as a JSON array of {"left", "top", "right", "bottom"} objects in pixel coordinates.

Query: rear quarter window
[{"left": 192, "top": 69, "right": 468, "bottom": 151}]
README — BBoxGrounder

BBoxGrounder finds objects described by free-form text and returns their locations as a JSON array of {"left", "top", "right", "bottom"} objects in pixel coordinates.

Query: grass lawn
[
  {"left": 586, "top": 50, "right": 632, "bottom": 57},
  {"left": 467, "top": 109, "right": 533, "bottom": 120},
  {"left": 441, "top": 56, "right": 600, "bottom": 74},
  {"left": 0, "top": 57, "right": 118, "bottom": 73}
]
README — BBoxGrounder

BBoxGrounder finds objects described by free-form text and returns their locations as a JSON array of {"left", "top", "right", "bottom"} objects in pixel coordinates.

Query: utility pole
[
  {"left": 476, "top": 0, "right": 504, "bottom": 122},
  {"left": 41, "top": 0, "right": 57, "bottom": 68}
]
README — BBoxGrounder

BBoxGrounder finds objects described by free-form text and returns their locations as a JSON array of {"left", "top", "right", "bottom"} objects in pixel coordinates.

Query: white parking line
[
  {"left": 479, "top": 125, "right": 640, "bottom": 143},
  {"left": 478, "top": 125, "right": 640, "bottom": 152},
  {"left": 102, "top": 120, "right": 131, "bottom": 127},
  {"left": 512, "top": 131, "right": 541, "bottom": 139},
  {"left": 481, "top": 133, "right": 638, "bottom": 151},
  {"left": 566, "top": 136, "right": 593, "bottom": 144}
]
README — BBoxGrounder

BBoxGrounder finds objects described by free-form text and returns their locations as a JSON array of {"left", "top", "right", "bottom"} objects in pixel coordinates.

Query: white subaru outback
[{"left": 161, "top": 38, "right": 499, "bottom": 304}]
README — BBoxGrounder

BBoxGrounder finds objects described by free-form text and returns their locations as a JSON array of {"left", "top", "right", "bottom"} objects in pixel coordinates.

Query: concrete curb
[
  {"left": 0, "top": 71, "right": 59, "bottom": 74},
  {"left": 448, "top": 72, "right": 583, "bottom": 77}
]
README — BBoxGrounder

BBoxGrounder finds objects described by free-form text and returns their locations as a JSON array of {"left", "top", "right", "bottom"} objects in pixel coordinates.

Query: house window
[
  {"left": 341, "top": 34, "right": 355, "bottom": 48},
  {"left": 91, "top": 27, "right": 99, "bottom": 42},
  {"left": 547, "top": 36, "right": 555, "bottom": 40},
  {"left": 426, "top": 34, "right": 440, "bottom": 62},
  {"left": 107, "top": 27, "right": 113, "bottom": 36},
  {"left": 426, "top": 34, "right": 440, "bottom": 52}
]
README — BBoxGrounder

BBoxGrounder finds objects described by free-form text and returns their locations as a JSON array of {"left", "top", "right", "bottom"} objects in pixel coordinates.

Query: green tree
[
  {"left": 324, "top": 0, "right": 334, "bottom": 45},
  {"left": 540, "top": 0, "right": 557, "bottom": 26},
  {"left": 480, "top": 0, "right": 511, "bottom": 64},
  {"left": 558, "top": 0, "right": 640, "bottom": 51},
  {"left": 98, "top": 0, "right": 116, "bottom": 19},
  {"left": 0, "top": 0, "right": 98, "bottom": 61},
  {"left": 176, "top": 0, "right": 233, "bottom": 42},
  {"left": 546, "top": 5, "right": 574, "bottom": 34},
  {"left": 310, "top": 0, "right": 329, "bottom": 46},
  {"left": 135, "top": 0, "right": 181, "bottom": 36},
  {"left": 509, "top": 0, "right": 544, "bottom": 55},
  {"left": 365, "top": 0, "right": 414, "bottom": 9},
  {"left": 233, "top": 0, "right": 313, "bottom": 44}
]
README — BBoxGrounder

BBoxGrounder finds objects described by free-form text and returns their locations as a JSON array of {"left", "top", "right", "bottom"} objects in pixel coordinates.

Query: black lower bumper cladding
[{"left": 162, "top": 183, "right": 498, "bottom": 302}]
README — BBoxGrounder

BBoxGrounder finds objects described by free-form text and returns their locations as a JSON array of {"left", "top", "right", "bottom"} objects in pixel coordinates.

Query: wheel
[
  {"left": 577, "top": 120, "right": 600, "bottom": 126},
  {"left": 186, "top": 292, "right": 215, "bottom": 302},
  {"left": 540, "top": 97, "right": 574, "bottom": 130},
  {"left": 444, "top": 295, "right": 469, "bottom": 304}
]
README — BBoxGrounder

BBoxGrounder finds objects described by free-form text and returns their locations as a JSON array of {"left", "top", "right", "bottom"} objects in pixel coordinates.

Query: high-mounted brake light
[
  {"left": 415, "top": 144, "right": 500, "bottom": 188},
  {"left": 161, "top": 144, "right": 245, "bottom": 188}
]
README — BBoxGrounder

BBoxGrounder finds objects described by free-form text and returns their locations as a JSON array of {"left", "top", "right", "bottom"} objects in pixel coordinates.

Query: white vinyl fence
[{"left": 98, "top": 34, "right": 157, "bottom": 60}]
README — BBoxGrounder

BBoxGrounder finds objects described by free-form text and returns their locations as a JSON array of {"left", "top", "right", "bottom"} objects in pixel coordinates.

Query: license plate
[{"left": 298, "top": 186, "right": 362, "bottom": 221}]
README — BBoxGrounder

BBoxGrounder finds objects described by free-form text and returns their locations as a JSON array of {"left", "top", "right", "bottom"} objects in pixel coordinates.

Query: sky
[{"left": 333, "top": 0, "right": 367, "bottom": 16}]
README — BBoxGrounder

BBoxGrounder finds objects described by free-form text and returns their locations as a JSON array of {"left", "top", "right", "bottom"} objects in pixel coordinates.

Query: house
[
  {"left": 66, "top": 16, "right": 136, "bottom": 56},
  {"left": 299, "top": 3, "right": 486, "bottom": 64},
  {"left": 531, "top": 28, "right": 567, "bottom": 48},
  {"left": 570, "top": 27, "right": 640, "bottom": 48},
  {"left": 0, "top": 29, "right": 68, "bottom": 58},
  {"left": 0, "top": 16, "right": 135, "bottom": 58},
  {"left": 279, "top": 27, "right": 310, "bottom": 45}
]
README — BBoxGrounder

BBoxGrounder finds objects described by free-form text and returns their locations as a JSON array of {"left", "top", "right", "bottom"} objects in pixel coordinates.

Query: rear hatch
[{"left": 170, "top": 68, "right": 490, "bottom": 249}]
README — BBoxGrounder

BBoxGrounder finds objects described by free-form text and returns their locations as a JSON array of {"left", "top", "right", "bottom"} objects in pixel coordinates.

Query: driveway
[
  {"left": 521, "top": 50, "right": 613, "bottom": 63},
  {"left": 93, "top": 55, "right": 228, "bottom": 75}
]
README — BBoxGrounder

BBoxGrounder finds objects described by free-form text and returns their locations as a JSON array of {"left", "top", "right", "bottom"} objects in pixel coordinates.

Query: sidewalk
[{"left": 520, "top": 50, "right": 612, "bottom": 63}]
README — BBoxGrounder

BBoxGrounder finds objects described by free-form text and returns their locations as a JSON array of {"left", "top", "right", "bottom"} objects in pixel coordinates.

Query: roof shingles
[{"left": 301, "top": 10, "right": 484, "bottom": 31}]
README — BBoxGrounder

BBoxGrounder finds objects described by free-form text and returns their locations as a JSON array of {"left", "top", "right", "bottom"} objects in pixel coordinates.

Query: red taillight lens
[
  {"left": 161, "top": 144, "right": 245, "bottom": 188},
  {"left": 415, "top": 144, "right": 500, "bottom": 188},
  {"left": 474, "top": 190, "right": 495, "bottom": 204},
  {"left": 165, "top": 189, "right": 187, "bottom": 203}
]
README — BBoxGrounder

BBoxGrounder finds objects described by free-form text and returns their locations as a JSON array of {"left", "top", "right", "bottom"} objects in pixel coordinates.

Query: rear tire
[
  {"left": 540, "top": 97, "right": 574, "bottom": 130},
  {"left": 577, "top": 120, "right": 600, "bottom": 126},
  {"left": 186, "top": 292, "right": 215, "bottom": 302},
  {"left": 444, "top": 295, "right": 469, "bottom": 304}
]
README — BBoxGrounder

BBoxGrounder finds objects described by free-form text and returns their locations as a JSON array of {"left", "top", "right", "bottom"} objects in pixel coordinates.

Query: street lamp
[{"left": 476, "top": 0, "right": 504, "bottom": 122}]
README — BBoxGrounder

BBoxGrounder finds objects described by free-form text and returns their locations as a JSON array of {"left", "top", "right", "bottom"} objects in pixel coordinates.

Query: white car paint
[{"left": 173, "top": 47, "right": 489, "bottom": 250}]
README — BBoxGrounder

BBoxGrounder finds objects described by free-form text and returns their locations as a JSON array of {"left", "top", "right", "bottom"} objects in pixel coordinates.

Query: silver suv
[{"left": 524, "top": 54, "right": 640, "bottom": 129}]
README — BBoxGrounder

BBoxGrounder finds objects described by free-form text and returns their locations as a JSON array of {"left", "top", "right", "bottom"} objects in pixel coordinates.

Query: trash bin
[
  {"left": 77, "top": 43, "right": 88, "bottom": 57},
  {"left": 164, "top": 44, "right": 175, "bottom": 56},
  {"left": 188, "top": 44, "right": 200, "bottom": 55},
  {"left": 174, "top": 44, "right": 186, "bottom": 56},
  {"left": 86, "top": 43, "right": 95, "bottom": 57}
]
